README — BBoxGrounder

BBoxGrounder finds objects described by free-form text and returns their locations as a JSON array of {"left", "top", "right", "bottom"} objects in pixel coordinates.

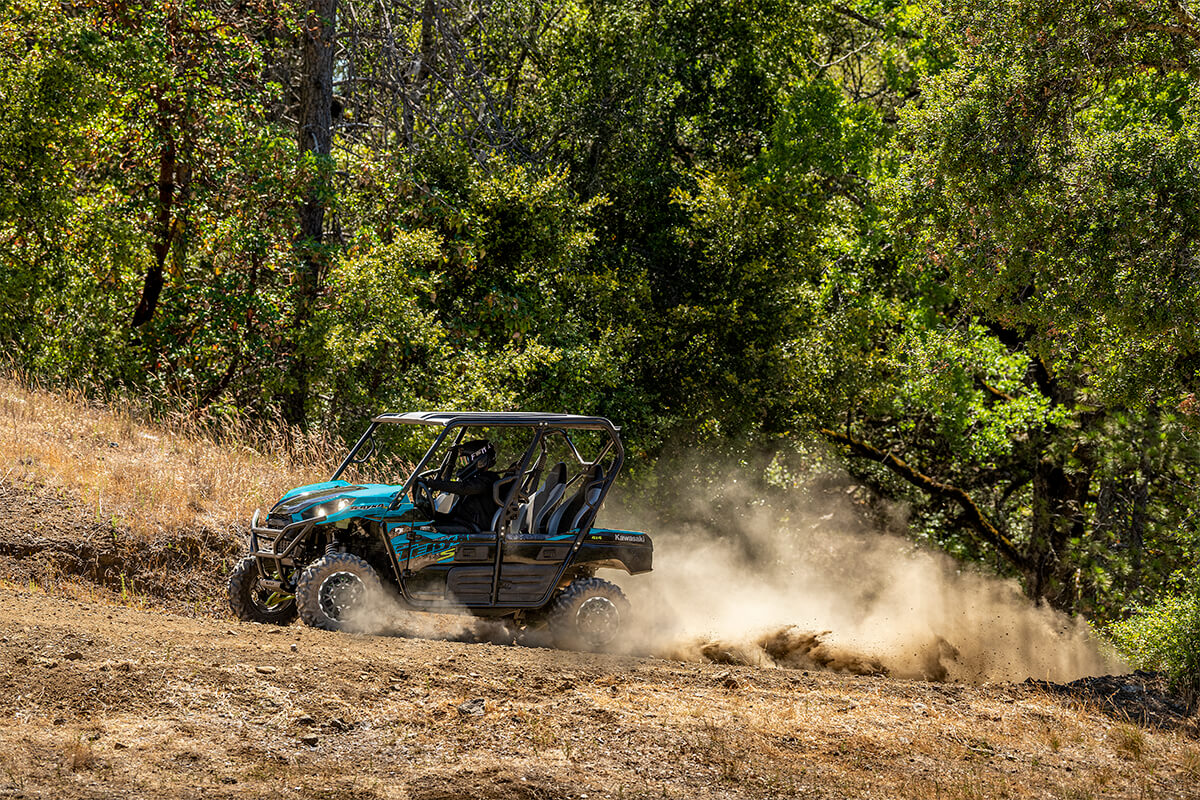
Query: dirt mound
[
  {"left": 408, "top": 766, "right": 571, "bottom": 800},
  {"left": 673, "top": 625, "right": 981, "bottom": 681},
  {"left": 1026, "top": 670, "right": 1199, "bottom": 735},
  {"left": 681, "top": 626, "right": 888, "bottom": 676},
  {"left": 0, "top": 480, "right": 242, "bottom": 613}
]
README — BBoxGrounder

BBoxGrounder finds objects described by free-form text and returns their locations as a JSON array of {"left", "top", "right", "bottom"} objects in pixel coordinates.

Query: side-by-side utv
[{"left": 227, "top": 412, "right": 652, "bottom": 650}]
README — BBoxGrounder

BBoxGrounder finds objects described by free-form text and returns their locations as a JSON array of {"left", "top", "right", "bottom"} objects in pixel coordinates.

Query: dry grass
[
  {"left": 1, "top": 586, "right": 1198, "bottom": 800},
  {"left": 1108, "top": 723, "right": 1148, "bottom": 761},
  {"left": 1180, "top": 745, "right": 1200, "bottom": 777},
  {"left": 0, "top": 375, "right": 333, "bottom": 537}
]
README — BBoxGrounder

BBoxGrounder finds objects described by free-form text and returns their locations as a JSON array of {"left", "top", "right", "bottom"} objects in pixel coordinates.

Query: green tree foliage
[
  {"left": 862, "top": 0, "right": 1200, "bottom": 615},
  {"left": 895, "top": 0, "right": 1200, "bottom": 406},
  {"left": 1107, "top": 574, "right": 1200, "bottom": 707}
]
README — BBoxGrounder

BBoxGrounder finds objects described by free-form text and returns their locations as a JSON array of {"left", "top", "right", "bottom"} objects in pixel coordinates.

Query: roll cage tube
[{"left": 330, "top": 422, "right": 379, "bottom": 482}]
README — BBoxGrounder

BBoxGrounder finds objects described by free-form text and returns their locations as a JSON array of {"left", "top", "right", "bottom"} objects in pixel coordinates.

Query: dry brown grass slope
[
  {"left": 0, "top": 376, "right": 332, "bottom": 538},
  {"left": 0, "top": 375, "right": 331, "bottom": 613}
]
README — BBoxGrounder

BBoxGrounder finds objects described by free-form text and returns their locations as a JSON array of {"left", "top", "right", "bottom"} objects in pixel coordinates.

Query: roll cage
[{"left": 331, "top": 412, "right": 626, "bottom": 532}]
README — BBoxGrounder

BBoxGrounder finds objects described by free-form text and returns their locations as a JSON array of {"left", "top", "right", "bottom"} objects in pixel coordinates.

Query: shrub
[{"left": 1107, "top": 588, "right": 1200, "bottom": 712}]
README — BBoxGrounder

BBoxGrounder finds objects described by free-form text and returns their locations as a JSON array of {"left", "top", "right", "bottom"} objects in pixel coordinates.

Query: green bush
[{"left": 1107, "top": 588, "right": 1200, "bottom": 711}]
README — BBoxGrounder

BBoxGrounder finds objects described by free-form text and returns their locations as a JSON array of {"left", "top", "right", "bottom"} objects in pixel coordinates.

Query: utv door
[
  {"left": 497, "top": 544, "right": 570, "bottom": 604},
  {"left": 401, "top": 527, "right": 497, "bottom": 605},
  {"left": 497, "top": 461, "right": 574, "bottom": 605},
  {"left": 402, "top": 472, "right": 524, "bottom": 607}
]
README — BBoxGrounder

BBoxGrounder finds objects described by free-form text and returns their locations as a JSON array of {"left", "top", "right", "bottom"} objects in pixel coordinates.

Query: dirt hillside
[{"left": 1, "top": 586, "right": 1197, "bottom": 800}]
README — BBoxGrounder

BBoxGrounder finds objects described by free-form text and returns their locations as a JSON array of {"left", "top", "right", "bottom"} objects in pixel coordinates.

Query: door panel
[{"left": 496, "top": 563, "right": 559, "bottom": 603}]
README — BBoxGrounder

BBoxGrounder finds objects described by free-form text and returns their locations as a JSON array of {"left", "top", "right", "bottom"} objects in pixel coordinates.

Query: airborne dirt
[{"left": 611, "top": 476, "right": 1124, "bottom": 685}]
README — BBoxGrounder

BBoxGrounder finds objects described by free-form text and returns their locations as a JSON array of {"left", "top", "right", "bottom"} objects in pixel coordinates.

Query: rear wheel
[
  {"left": 227, "top": 556, "right": 297, "bottom": 625},
  {"left": 295, "top": 552, "right": 384, "bottom": 631},
  {"left": 546, "top": 577, "right": 630, "bottom": 651}
]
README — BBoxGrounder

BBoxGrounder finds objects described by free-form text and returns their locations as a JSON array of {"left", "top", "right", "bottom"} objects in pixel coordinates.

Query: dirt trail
[{"left": 1, "top": 590, "right": 1196, "bottom": 800}]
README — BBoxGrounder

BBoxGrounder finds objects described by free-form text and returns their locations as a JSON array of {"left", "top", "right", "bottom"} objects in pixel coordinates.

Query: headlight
[{"left": 306, "top": 497, "right": 352, "bottom": 519}]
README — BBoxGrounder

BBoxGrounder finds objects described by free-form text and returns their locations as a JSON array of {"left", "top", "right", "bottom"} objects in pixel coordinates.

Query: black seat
[
  {"left": 514, "top": 462, "right": 566, "bottom": 538},
  {"left": 546, "top": 461, "right": 607, "bottom": 535}
]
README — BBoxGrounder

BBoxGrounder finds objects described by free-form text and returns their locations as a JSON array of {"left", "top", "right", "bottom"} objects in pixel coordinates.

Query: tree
[
  {"left": 814, "top": 0, "right": 1200, "bottom": 609},
  {"left": 284, "top": 0, "right": 339, "bottom": 428}
]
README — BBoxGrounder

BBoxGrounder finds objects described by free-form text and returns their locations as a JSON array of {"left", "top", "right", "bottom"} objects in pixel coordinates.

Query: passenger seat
[{"left": 514, "top": 462, "right": 566, "bottom": 538}]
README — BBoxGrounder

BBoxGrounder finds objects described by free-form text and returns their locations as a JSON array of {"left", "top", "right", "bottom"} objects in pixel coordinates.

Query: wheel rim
[
  {"left": 251, "top": 587, "right": 293, "bottom": 614},
  {"left": 576, "top": 596, "right": 620, "bottom": 646},
  {"left": 318, "top": 571, "right": 366, "bottom": 621}
]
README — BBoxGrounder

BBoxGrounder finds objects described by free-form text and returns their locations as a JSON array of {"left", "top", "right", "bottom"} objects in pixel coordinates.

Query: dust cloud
[
  {"left": 341, "top": 585, "right": 517, "bottom": 645},
  {"left": 611, "top": 471, "right": 1126, "bottom": 683}
]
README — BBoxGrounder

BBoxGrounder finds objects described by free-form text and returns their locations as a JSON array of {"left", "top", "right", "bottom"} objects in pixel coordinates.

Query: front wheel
[
  {"left": 227, "top": 555, "right": 298, "bottom": 625},
  {"left": 295, "top": 552, "right": 384, "bottom": 632},
  {"left": 546, "top": 577, "right": 631, "bottom": 651}
]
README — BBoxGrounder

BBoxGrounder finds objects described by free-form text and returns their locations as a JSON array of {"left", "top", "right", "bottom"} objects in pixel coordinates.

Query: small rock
[
  {"left": 226, "top": 629, "right": 237, "bottom": 636},
  {"left": 113, "top": 742, "right": 128, "bottom": 750},
  {"left": 64, "top": 651, "right": 83, "bottom": 661},
  {"left": 328, "top": 717, "right": 351, "bottom": 731},
  {"left": 14, "top": 655, "right": 27, "bottom": 666},
  {"left": 298, "top": 733, "right": 319, "bottom": 747},
  {"left": 255, "top": 665, "right": 277, "bottom": 675},
  {"left": 38, "top": 658, "right": 58, "bottom": 669},
  {"left": 266, "top": 628, "right": 282, "bottom": 634},
  {"left": 290, "top": 644, "right": 298, "bottom": 653},
  {"left": 456, "top": 698, "right": 486, "bottom": 717},
  {"left": 295, "top": 714, "right": 315, "bottom": 726},
  {"left": 714, "top": 671, "right": 739, "bottom": 690}
]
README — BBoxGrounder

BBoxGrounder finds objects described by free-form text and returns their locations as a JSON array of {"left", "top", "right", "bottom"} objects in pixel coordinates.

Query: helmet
[{"left": 456, "top": 439, "right": 496, "bottom": 478}]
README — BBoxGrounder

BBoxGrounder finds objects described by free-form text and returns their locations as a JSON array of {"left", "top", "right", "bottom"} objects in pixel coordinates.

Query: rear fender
[{"left": 571, "top": 528, "right": 653, "bottom": 575}]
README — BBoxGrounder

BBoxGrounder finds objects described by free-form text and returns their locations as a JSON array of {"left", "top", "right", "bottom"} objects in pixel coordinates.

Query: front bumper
[{"left": 248, "top": 509, "right": 316, "bottom": 591}]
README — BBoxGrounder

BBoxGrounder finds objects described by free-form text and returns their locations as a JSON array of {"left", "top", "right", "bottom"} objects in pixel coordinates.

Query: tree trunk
[
  {"left": 1027, "top": 449, "right": 1093, "bottom": 606},
  {"left": 283, "top": 0, "right": 338, "bottom": 429},
  {"left": 132, "top": 111, "right": 177, "bottom": 328}
]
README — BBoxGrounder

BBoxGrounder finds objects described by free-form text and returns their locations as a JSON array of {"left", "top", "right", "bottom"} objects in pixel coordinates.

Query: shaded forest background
[{"left": 2, "top": 0, "right": 1198, "bottom": 675}]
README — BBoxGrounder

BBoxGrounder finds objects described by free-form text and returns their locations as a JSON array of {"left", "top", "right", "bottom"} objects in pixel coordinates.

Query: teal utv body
[{"left": 227, "top": 412, "right": 652, "bottom": 650}]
